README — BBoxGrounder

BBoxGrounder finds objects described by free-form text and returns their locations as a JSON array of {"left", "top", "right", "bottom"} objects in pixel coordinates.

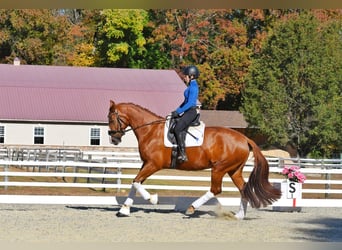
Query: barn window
[
  {"left": 0, "top": 126, "right": 4, "bottom": 143},
  {"left": 34, "top": 127, "right": 44, "bottom": 144},
  {"left": 90, "top": 128, "right": 101, "bottom": 145}
]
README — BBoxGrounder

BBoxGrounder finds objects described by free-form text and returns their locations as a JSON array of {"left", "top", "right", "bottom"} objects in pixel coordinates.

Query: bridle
[
  {"left": 108, "top": 110, "right": 130, "bottom": 136},
  {"left": 107, "top": 110, "right": 166, "bottom": 136}
]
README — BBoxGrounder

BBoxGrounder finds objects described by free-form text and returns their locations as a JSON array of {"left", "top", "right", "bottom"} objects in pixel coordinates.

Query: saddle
[
  {"left": 164, "top": 114, "right": 205, "bottom": 147},
  {"left": 164, "top": 113, "right": 205, "bottom": 168}
]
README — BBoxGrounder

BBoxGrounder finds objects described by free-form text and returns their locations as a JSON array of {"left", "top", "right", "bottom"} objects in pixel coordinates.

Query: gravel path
[{"left": 0, "top": 203, "right": 341, "bottom": 243}]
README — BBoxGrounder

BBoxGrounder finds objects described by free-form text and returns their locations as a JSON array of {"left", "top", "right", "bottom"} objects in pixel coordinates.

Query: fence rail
[{"left": 0, "top": 150, "right": 341, "bottom": 207}]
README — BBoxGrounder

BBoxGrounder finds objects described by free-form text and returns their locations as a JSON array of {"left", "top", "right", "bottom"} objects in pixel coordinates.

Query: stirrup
[{"left": 177, "top": 154, "right": 188, "bottom": 163}]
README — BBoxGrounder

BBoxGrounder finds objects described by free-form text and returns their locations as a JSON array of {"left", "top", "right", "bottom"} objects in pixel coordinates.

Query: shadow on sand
[{"left": 294, "top": 217, "right": 342, "bottom": 242}]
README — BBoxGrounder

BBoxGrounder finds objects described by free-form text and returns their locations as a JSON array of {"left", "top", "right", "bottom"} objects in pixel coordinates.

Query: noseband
[{"left": 107, "top": 111, "right": 129, "bottom": 136}]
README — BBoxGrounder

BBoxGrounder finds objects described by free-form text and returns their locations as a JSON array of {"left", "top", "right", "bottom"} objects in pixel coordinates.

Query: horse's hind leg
[
  {"left": 185, "top": 191, "right": 215, "bottom": 215},
  {"left": 185, "top": 167, "right": 224, "bottom": 215},
  {"left": 229, "top": 167, "right": 248, "bottom": 220},
  {"left": 235, "top": 198, "right": 248, "bottom": 220}
]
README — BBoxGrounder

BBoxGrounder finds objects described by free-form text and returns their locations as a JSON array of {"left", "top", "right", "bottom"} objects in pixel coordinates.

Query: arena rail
[{"left": 0, "top": 153, "right": 341, "bottom": 207}]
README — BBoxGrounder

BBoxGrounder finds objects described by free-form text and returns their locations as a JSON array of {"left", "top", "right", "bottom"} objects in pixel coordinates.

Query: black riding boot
[{"left": 175, "top": 131, "right": 188, "bottom": 162}]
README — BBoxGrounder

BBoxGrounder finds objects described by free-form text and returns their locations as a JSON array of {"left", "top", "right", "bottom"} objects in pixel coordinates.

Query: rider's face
[{"left": 183, "top": 75, "right": 190, "bottom": 84}]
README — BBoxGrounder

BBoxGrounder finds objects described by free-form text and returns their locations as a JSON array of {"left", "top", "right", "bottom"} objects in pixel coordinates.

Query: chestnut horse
[{"left": 108, "top": 101, "right": 281, "bottom": 219}]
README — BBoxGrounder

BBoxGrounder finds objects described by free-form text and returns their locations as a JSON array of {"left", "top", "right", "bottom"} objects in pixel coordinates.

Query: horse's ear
[{"left": 110, "top": 100, "right": 116, "bottom": 111}]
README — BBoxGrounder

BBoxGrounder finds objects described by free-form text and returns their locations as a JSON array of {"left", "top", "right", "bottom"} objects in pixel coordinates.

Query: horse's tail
[{"left": 243, "top": 138, "right": 281, "bottom": 208}]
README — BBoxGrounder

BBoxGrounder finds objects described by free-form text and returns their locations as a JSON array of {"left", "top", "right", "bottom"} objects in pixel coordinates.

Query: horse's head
[{"left": 107, "top": 100, "right": 129, "bottom": 145}]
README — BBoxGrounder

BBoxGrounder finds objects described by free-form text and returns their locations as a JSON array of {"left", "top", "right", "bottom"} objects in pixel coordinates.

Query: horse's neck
[
  {"left": 127, "top": 107, "right": 160, "bottom": 128},
  {"left": 123, "top": 105, "right": 161, "bottom": 133},
  {"left": 124, "top": 106, "right": 161, "bottom": 144}
]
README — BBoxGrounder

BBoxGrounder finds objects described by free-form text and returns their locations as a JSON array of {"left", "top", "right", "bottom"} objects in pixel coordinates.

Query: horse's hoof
[
  {"left": 117, "top": 205, "right": 130, "bottom": 217},
  {"left": 234, "top": 212, "right": 245, "bottom": 220},
  {"left": 185, "top": 206, "right": 195, "bottom": 215},
  {"left": 116, "top": 211, "right": 129, "bottom": 217},
  {"left": 149, "top": 193, "right": 158, "bottom": 205}
]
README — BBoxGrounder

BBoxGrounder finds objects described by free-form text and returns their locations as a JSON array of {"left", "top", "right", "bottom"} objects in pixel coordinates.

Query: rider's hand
[{"left": 171, "top": 111, "right": 179, "bottom": 118}]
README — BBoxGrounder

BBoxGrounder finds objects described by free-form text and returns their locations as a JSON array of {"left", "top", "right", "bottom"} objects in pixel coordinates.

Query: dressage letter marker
[{"left": 287, "top": 181, "right": 301, "bottom": 208}]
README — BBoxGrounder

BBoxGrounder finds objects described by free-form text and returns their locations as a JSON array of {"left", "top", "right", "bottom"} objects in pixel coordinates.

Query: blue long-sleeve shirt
[{"left": 176, "top": 79, "right": 199, "bottom": 114}]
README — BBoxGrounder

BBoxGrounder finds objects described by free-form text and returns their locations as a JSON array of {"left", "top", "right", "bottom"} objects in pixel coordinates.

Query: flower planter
[{"left": 272, "top": 180, "right": 302, "bottom": 212}]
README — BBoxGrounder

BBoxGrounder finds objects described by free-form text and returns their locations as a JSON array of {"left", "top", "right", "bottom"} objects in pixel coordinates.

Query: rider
[{"left": 171, "top": 65, "right": 200, "bottom": 162}]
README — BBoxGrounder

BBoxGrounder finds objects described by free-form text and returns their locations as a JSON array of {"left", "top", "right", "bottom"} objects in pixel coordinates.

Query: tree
[
  {"left": 241, "top": 12, "right": 342, "bottom": 157},
  {"left": 149, "top": 9, "right": 254, "bottom": 109},
  {"left": 0, "top": 9, "right": 72, "bottom": 65},
  {"left": 62, "top": 9, "right": 100, "bottom": 67},
  {"left": 94, "top": 9, "right": 149, "bottom": 68}
]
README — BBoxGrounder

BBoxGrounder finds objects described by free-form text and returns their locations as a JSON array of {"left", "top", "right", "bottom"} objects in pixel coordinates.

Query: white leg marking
[
  {"left": 119, "top": 184, "right": 136, "bottom": 216},
  {"left": 191, "top": 191, "right": 215, "bottom": 209},
  {"left": 133, "top": 182, "right": 151, "bottom": 200},
  {"left": 124, "top": 184, "right": 136, "bottom": 206},
  {"left": 235, "top": 198, "right": 248, "bottom": 220},
  {"left": 118, "top": 205, "right": 131, "bottom": 216},
  {"left": 149, "top": 193, "right": 158, "bottom": 205}
]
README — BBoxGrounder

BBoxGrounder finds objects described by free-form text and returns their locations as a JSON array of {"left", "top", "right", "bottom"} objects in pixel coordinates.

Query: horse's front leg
[
  {"left": 117, "top": 162, "right": 159, "bottom": 217},
  {"left": 117, "top": 183, "right": 137, "bottom": 217},
  {"left": 132, "top": 182, "right": 159, "bottom": 205},
  {"left": 117, "top": 182, "right": 159, "bottom": 217}
]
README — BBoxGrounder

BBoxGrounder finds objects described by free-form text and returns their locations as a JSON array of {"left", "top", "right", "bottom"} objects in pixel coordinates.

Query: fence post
[
  {"left": 101, "top": 157, "right": 107, "bottom": 187},
  {"left": 117, "top": 167, "right": 122, "bottom": 193},
  {"left": 4, "top": 163, "right": 8, "bottom": 190},
  {"left": 324, "top": 159, "right": 331, "bottom": 198}
]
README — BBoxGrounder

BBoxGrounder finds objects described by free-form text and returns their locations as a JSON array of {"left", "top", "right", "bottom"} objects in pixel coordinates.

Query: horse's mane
[{"left": 121, "top": 102, "right": 164, "bottom": 119}]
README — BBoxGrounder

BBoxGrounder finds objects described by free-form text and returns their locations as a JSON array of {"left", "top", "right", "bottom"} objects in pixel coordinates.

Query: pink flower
[
  {"left": 282, "top": 165, "right": 306, "bottom": 184},
  {"left": 282, "top": 168, "right": 290, "bottom": 175}
]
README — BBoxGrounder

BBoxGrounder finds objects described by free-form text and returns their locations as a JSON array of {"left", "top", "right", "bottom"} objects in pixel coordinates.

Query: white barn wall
[
  {"left": 1, "top": 122, "right": 138, "bottom": 148},
  {"left": 46, "top": 124, "right": 91, "bottom": 146},
  {"left": 5, "top": 123, "right": 32, "bottom": 144}
]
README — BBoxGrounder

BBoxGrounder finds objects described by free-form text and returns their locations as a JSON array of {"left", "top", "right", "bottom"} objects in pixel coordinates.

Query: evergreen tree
[{"left": 241, "top": 12, "right": 342, "bottom": 157}]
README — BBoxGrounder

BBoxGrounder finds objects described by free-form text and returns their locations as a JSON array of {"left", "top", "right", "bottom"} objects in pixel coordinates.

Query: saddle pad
[{"left": 164, "top": 119, "right": 205, "bottom": 147}]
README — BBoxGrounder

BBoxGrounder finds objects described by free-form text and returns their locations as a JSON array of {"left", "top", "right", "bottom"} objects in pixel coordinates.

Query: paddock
[
  {"left": 0, "top": 150, "right": 341, "bottom": 243},
  {"left": 0, "top": 203, "right": 341, "bottom": 242}
]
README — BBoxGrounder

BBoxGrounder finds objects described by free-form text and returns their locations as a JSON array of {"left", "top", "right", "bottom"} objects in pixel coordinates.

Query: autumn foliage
[{"left": 1, "top": 9, "right": 341, "bottom": 157}]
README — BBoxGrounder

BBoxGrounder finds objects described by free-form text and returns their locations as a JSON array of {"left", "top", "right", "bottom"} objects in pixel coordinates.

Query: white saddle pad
[{"left": 164, "top": 119, "right": 205, "bottom": 147}]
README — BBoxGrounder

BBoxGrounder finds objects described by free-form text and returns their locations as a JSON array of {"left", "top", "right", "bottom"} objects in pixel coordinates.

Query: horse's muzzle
[
  {"left": 108, "top": 130, "right": 124, "bottom": 145},
  {"left": 110, "top": 136, "right": 122, "bottom": 145},
  {"left": 108, "top": 132, "right": 121, "bottom": 145}
]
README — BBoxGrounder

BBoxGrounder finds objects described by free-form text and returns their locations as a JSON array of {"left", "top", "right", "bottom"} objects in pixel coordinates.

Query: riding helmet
[{"left": 183, "top": 65, "right": 200, "bottom": 79}]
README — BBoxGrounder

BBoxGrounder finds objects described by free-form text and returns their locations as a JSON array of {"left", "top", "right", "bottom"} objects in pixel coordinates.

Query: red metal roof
[{"left": 0, "top": 64, "right": 186, "bottom": 123}]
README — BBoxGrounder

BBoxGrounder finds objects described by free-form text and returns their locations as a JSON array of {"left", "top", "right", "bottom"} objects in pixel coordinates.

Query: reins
[
  {"left": 122, "top": 118, "right": 167, "bottom": 133},
  {"left": 108, "top": 111, "right": 168, "bottom": 135}
]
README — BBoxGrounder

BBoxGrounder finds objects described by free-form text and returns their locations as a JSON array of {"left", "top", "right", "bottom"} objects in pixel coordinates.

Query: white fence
[{"left": 0, "top": 150, "right": 341, "bottom": 207}]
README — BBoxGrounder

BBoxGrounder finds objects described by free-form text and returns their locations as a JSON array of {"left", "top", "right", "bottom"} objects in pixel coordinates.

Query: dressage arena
[{"left": 0, "top": 200, "right": 341, "bottom": 243}]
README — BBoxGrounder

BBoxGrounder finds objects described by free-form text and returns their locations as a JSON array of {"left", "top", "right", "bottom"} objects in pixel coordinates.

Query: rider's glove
[{"left": 171, "top": 111, "right": 179, "bottom": 118}]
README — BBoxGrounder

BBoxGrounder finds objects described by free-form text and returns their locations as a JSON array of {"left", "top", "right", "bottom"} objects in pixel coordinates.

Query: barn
[
  {"left": 0, "top": 63, "right": 186, "bottom": 149},
  {"left": 0, "top": 63, "right": 254, "bottom": 151}
]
